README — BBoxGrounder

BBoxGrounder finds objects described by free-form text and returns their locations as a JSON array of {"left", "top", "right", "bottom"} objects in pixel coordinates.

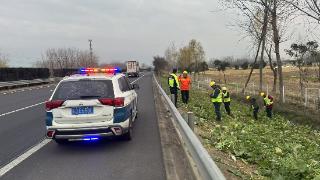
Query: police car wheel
[
  {"left": 55, "top": 139, "right": 68, "bottom": 145},
  {"left": 122, "top": 116, "right": 133, "bottom": 141}
]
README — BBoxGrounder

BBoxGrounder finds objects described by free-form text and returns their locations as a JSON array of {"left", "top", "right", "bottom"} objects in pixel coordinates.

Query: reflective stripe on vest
[
  {"left": 264, "top": 97, "right": 273, "bottom": 106},
  {"left": 211, "top": 90, "right": 223, "bottom": 103},
  {"left": 223, "top": 92, "right": 231, "bottom": 102},
  {"left": 169, "top": 73, "right": 179, "bottom": 88}
]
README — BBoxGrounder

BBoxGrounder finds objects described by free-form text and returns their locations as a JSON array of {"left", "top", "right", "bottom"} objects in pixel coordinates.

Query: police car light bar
[{"left": 79, "top": 67, "right": 121, "bottom": 74}]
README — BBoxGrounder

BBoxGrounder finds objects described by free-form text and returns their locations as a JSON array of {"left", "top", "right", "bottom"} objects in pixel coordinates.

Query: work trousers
[
  {"left": 253, "top": 107, "right": 259, "bottom": 120},
  {"left": 213, "top": 102, "right": 222, "bottom": 121},
  {"left": 223, "top": 102, "right": 231, "bottom": 115},
  {"left": 266, "top": 107, "right": 272, "bottom": 118},
  {"left": 170, "top": 93, "right": 178, "bottom": 107},
  {"left": 181, "top": 90, "right": 189, "bottom": 104}
]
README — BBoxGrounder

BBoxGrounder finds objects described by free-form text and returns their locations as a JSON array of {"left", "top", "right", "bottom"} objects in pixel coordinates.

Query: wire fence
[{"left": 191, "top": 74, "right": 320, "bottom": 111}]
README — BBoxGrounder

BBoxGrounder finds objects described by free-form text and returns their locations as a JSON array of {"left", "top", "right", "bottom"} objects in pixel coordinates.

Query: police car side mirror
[{"left": 132, "top": 84, "right": 139, "bottom": 90}]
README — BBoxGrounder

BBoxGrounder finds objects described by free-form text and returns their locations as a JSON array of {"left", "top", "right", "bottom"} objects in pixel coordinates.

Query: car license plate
[{"left": 72, "top": 107, "right": 94, "bottom": 115}]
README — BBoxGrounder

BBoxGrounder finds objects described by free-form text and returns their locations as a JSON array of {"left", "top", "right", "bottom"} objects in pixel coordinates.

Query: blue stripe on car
[
  {"left": 46, "top": 112, "right": 53, "bottom": 126},
  {"left": 114, "top": 103, "right": 132, "bottom": 123}
]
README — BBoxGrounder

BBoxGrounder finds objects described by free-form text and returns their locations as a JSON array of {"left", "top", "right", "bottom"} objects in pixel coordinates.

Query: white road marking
[
  {"left": 0, "top": 139, "right": 51, "bottom": 177},
  {"left": 130, "top": 74, "right": 145, "bottom": 84},
  {"left": 0, "top": 78, "right": 143, "bottom": 176},
  {"left": 0, "top": 102, "right": 45, "bottom": 117}
]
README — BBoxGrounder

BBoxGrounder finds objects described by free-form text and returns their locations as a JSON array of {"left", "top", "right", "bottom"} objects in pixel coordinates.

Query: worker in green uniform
[
  {"left": 210, "top": 81, "right": 222, "bottom": 121},
  {"left": 168, "top": 68, "right": 180, "bottom": 107},
  {"left": 260, "top": 92, "right": 274, "bottom": 118},
  {"left": 222, "top": 87, "right": 231, "bottom": 116},
  {"left": 246, "top": 96, "right": 259, "bottom": 120}
]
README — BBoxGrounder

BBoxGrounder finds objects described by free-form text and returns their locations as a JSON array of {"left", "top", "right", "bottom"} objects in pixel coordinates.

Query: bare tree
[
  {"left": 176, "top": 39, "right": 206, "bottom": 74},
  {"left": 241, "top": 0, "right": 270, "bottom": 93},
  {"left": 285, "top": 0, "right": 320, "bottom": 22},
  {"left": 164, "top": 43, "right": 179, "bottom": 69},
  {"left": 37, "top": 48, "right": 99, "bottom": 72},
  {"left": 222, "top": 0, "right": 292, "bottom": 102},
  {"left": 153, "top": 56, "right": 169, "bottom": 75},
  {"left": 265, "top": 45, "right": 278, "bottom": 92},
  {"left": 0, "top": 52, "right": 9, "bottom": 67}
]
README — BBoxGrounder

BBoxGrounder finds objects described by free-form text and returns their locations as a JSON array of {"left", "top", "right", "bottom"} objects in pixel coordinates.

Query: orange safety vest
[{"left": 179, "top": 76, "right": 191, "bottom": 91}]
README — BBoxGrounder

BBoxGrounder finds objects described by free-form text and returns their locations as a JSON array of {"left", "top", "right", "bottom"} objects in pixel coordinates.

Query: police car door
[{"left": 118, "top": 77, "right": 137, "bottom": 120}]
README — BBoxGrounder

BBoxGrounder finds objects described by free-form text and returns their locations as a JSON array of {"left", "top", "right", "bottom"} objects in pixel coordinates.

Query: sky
[{"left": 0, "top": 0, "right": 318, "bottom": 67}]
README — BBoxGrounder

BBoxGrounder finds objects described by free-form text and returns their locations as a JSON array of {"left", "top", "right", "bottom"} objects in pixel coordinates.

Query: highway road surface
[{"left": 0, "top": 73, "right": 166, "bottom": 180}]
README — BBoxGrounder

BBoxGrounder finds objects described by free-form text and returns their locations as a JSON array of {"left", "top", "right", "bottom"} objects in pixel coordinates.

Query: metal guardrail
[
  {"left": 0, "top": 78, "right": 57, "bottom": 90},
  {"left": 153, "top": 74, "right": 225, "bottom": 180}
]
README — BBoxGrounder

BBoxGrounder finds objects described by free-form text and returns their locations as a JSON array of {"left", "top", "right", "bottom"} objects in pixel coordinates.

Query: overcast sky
[{"left": 0, "top": 0, "right": 318, "bottom": 67}]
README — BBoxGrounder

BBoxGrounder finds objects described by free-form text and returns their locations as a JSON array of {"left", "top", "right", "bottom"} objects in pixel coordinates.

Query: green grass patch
[{"left": 158, "top": 76, "right": 320, "bottom": 179}]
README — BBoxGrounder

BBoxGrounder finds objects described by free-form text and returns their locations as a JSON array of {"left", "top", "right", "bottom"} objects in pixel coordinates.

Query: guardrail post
[
  {"left": 187, "top": 112, "right": 194, "bottom": 131},
  {"left": 182, "top": 112, "right": 188, "bottom": 122}
]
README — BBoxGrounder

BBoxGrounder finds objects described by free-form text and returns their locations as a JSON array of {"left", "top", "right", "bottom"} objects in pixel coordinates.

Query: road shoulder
[{"left": 153, "top": 79, "right": 197, "bottom": 180}]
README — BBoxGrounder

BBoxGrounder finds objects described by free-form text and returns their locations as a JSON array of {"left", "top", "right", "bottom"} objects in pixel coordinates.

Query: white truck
[{"left": 126, "top": 61, "right": 140, "bottom": 77}]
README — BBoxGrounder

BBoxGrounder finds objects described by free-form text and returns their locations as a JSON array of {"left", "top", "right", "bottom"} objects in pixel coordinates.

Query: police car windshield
[{"left": 52, "top": 80, "right": 114, "bottom": 100}]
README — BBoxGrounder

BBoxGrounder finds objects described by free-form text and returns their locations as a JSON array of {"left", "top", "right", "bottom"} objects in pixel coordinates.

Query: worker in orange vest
[{"left": 179, "top": 71, "right": 191, "bottom": 104}]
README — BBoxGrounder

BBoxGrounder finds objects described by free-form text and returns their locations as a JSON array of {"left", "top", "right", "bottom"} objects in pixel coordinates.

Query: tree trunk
[
  {"left": 299, "top": 66, "right": 304, "bottom": 98},
  {"left": 318, "top": 63, "right": 320, "bottom": 82},
  {"left": 271, "top": 0, "right": 284, "bottom": 103},
  {"left": 242, "top": 3, "right": 269, "bottom": 94},
  {"left": 259, "top": 4, "right": 269, "bottom": 92},
  {"left": 265, "top": 46, "right": 277, "bottom": 93}
]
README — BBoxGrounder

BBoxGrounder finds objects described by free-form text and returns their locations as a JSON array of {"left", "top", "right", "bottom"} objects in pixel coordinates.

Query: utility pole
[{"left": 88, "top": 39, "right": 93, "bottom": 66}]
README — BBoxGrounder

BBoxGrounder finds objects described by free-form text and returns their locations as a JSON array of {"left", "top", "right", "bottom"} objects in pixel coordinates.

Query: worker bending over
[
  {"left": 260, "top": 92, "right": 273, "bottom": 118},
  {"left": 246, "top": 96, "right": 259, "bottom": 120}
]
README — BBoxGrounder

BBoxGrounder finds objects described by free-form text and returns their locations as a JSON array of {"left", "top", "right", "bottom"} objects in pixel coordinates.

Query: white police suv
[{"left": 45, "top": 68, "right": 139, "bottom": 144}]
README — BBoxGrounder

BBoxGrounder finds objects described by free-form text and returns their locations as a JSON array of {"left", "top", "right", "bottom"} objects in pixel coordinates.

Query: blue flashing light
[
  {"left": 83, "top": 136, "right": 100, "bottom": 141},
  {"left": 114, "top": 67, "right": 122, "bottom": 73}
]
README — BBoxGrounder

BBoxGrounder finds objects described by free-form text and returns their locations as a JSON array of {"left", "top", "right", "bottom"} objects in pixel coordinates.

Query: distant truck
[{"left": 126, "top": 61, "right": 140, "bottom": 77}]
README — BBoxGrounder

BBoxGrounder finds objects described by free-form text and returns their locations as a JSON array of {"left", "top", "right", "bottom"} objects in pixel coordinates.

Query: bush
[
  {"left": 241, "top": 62, "right": 249, "bottom": 69},
  {"left": 250, "top": 61, "right": 267, "bottom": 69}
]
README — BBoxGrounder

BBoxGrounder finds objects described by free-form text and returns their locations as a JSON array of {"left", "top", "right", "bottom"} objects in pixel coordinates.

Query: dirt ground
[
  {"left": 203, "top": 66, "right": 319, "bottom": 90},
  {"left": 199, "top": 66, "right": 320, "bottom": 112}
]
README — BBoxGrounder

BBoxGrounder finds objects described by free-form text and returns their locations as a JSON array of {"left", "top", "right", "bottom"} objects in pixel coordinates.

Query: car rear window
[{"left": 52, "top": 80, "right": 114, "bottom": 100}]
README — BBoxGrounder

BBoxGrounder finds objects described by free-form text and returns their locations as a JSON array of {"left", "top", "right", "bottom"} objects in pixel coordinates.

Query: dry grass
[{"left": 204, "top": 67, "right": 319, "bottom": 89}]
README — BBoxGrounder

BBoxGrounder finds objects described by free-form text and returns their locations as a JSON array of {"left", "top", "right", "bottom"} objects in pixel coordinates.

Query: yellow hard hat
[
  {"left": 222, "top": 87, "right": 227, "bottom": 91},
  {"left": 260, "top": 92, "right": 265, "bottom": 97},
  {"left": 246, "top": 96, "right": 250, "bottom": 100},
  {"left": 210, "top": 81, "right": 215, "bottom": 87},
  {"left": 183, "top": 70, "right": 188, "bottom": 74}
]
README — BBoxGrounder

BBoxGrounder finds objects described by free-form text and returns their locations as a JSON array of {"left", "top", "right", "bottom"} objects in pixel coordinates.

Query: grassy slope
[{"left": 159, "top": 77, "right": 320, "bottom": 179}]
